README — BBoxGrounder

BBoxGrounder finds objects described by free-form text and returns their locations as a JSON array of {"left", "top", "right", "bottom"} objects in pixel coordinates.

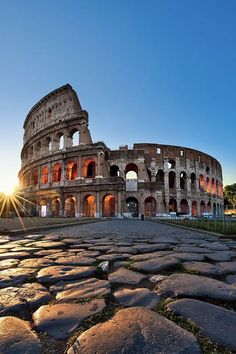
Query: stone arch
[
  {"left": 168, "top": 198, "right": 177, "bottom": 212},
  {"left": 180, "top": 172, "right": 187, "bottom": 190},
  {"left": 213, "top": 202, "right": 216, "bottom": 216},
  {"left": 144, "top": 197, "right": 156, "bottom": 218},
  {"left": 199, "top": 174, "right": 204, "bottom": 190},
  {"left": 35, "top": 141, "right": 41, "bottom": 157},
  {"left": 84, "top": 159, "right": 96, "bottom": 178},
  {"left": 43, "top": 137, "right": 52, "bottom": 154},
  {"left": 125, "top": 163, "right": 138, "bottom": 179},
  {"left": 207, "top": 201, "right": 211, "bottom": 213},
  {"left": 168, "top": 159, "right": 176, "bottom": 169},
  {"left": 41, "top": 166, "right": 49, "bottom": 184},
  {"left": 126, "top": 197, "right": 139, "bottom": 217},
  {"left": 156, "top": 169, "right": 164, "bottom": 185},
  {"left": 180, "top": 199, "right": 189, "bottom": 214},
  {"left": 102, "top": 194, "right": 115, "bottom": 217},
  {"left": 66, "top": 161, "right": 77, "bottom": 180},
  {"left": 212, "top": 178, "right": 216, "bottom": 194},
  {"left": 169, "top": 171, "right": 176, "bottom": 189},
  {"left": 82, "top": 195, "right": 96, "bottom": 217},
  {"left": 206, "top": 177, "right": 210, "bottom": 193},
  {"left": 190, "top": 173, "right": 196, "bottom": 190},
  {"left": 51, "top": 197, "right": 60, "bottom": 217},
  {"left": 58, "top": 133, "right": 64, "bottom": 150},
  {"left": 70, "top": 128, "right": 80, "bottom": 147},
  {"left": 192, "top": 201, "right": 197, "bottom": 216},
  {"left": 110, "top": 165, "right": 119, "bottom": 177},
  {"left": 52, "top": 163, "right": 62, "bottom": 182},
  {"left": 33, "top": 169, "right": 38, "bottom": 185},
  {"left": 200, "top": 201, "right": 206, "bottom": 215},
  {"left": 65, "top": 196, "right": 76, "bottom": 217}
]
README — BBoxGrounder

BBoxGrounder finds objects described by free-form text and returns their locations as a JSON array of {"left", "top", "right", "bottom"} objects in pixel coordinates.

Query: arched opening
[
  {"left": 144, "top": 197, "right": 156, "bottom": 218},
  {"left": 51, "top": 197, "right": 60, "bottom": 217},
  {"left": 190, "top": 173, "right": 196, "bottom": 190},
  {"left": 168, "top": 159, "right": 176, "bottom": 169},
  {"left": 30, "top": 199, "right": 38, "bottom": 216},
  {"left": 102, "top": 194, "right": 115, "bottom": 217},
  {"left": 213, "top": 202, "right": 216, "bottom": 216},
  {"left": 169, "top": 171, "right": 176, "bottom": 189},
  {"left": 66, "top": 161, "right": 77, "bottom": 180},
  {"left": 212, "top": 178, "right": 216, "bottom": 194},
  {"left": 200, "top": 201, "right": 206, "bottom": 215},
  {"left": 168, "top": 198, "right": 177, "bottom": 212},
  {"left": 199, "top": 174, "right": 204, "bottom": 190},
  {"left": 40, "top": 198, "right": 47, "bottom": 217},
  {"left": 206, "top": 177, "right": 210, "bottom": 193},
  {"left": 110, "top": 165, "right": 120, "bottom": 177},
  {"left": 82, "top": 195, "right": 95, "bottom": 217},
  {"left": 126, "top": 197, "right": 139, "bottom": 217},
  {"left": 84, "top": 160, "right": 96, "bottom": 178},
  {"left": 52, "top": 163, "right": 62, "bottom": 182},
  {"left": 156, "top": 169, "right": 164, "bottom": 185},
  {"left": 35, "top": 141, "right": 41, "bottom": 157},
  {"left": 216, "top": 180, "right": 219, "bottom": 195},
  {"left": 180, "top": 199, "right": 189, "bottom": 214},
  {"left": 207, "top": 201, "right": 211, "bottom": 213},
  {"left": 41, "top": 166, "right": 49, "bottom": 184},
  {"left": 65, "top": 196, "right": 76, "bottom": 217},
  {"left": 45, "top": 137, "right": 52, "bottom": 153},
  {"left": 192, "top": 201, "right": 197, "bottom": 216},
  {"left": 180, "top": 172, "right": 187, "bottom": 190},
  {"left": 125, "top": 163, "right": 138, "bottom": 180},
  {"left": 70, "top": 129, "right": 80, "bottom": 147},
  {"left": 33, "top": 169, "right": 38, "bottom": 185},
  {"left": 59, "top": 134, "right": 64, "bottom": 150},
  {"left": 147, "top": 169, "right": 152, "bottom": 182}
]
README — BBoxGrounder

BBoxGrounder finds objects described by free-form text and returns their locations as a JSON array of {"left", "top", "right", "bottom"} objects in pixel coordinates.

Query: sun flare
[{"left": 0, "top": 183, "right": 17, "bottom": 196}]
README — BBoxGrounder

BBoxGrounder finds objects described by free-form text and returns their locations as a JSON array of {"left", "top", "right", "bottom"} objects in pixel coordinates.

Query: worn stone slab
[
  {"left": 114, "top": 288, "right": 160, "bottom": 309},
  {"left": 130, "top": 251, "right": 173, "bottom": 261},
  {"left": 218, "top": 262, "right": 236, "bottom": 273},
  {"left": 0, "top": 268, "right": 36, "bottom": 288},
  {"left": 155, "top": 273, "right": 236, "bottom": 301},
  {"left": 28, "top": 241, "right": 66, "bottom": 249},
  {"left": 199, "top": 242, "right": 229, "bottom": 251},
  {"left": 0, "top": 252, "right": 30, "bottom": 260},
  {"left": 132, "top": 244, "right": 170, "bottom": 253},
  {"left": 67, "top": 307, "right": 201, "bottom": 354},
  {"left": 33, "top": 299, "right": 106, "bottom": 339},
  {"left": 55, "top": 256, "right": 95, "bottom": 266},
  {"left": 51, "top": 278, "right": 110, "bottom": 301},
  {"left": 20, "top": 258, "right": 55, "bottom": 268},
  {"left": 108, "top": 267, "right": 146, "bottom": 284},
  {"left": 173, "top": 246, "right": 210, "bottom": 253},
  {"left": 183, "top": 261, "right": 227, "bottom": 276},
  {"left": 226, "top": 274, "right": 236, "bottom": 285},
  {"left": 0, "top": 283, "right": 52, "bottom": 315},
  {"left": 205, "top": 252, "right": 233, "bottom": 262},
  {"left": 0, "top": 259, "right": 19, "bottom": 270},
  {"left": 0, "top": 316, "right": 41, "bottom": 353},
  {"left": 37, "top": 265, "right": 96, "bottom": 284},
  {"left": 107, "top": 246, "right": 137, "bottom": 254},
  {"left": 172, "top": 253, "right": 205, "bottom": 261},
  {"left": 76, "top": 250, "right": 100, "bottom": 257},
  {"left": 97, "top": 253, "right": 131, "bottom": 261},
  {"left": 167, "top": 298, "right": 236, "bottom": 350},
  {"left": 130, "top": 256, "right": 180, "bottom": 273}
]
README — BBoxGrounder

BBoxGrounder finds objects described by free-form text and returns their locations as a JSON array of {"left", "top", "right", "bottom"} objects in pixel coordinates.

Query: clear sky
[{"left": 0, "top": 0, "right": 235, "bottom": 192}]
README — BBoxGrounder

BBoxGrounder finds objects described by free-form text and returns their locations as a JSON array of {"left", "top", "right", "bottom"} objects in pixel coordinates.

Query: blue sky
[{"left": 0, "top": 0, "right": 235, "bottom": 191}]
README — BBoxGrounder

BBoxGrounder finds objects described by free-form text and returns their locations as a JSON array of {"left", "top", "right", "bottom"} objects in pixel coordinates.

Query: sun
[{"left": 0, "top": 183, "right": 17, "bottom": 196}]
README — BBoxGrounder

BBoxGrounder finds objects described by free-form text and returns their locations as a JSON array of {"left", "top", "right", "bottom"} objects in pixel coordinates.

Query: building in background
[{"left": 18, "top": 84, "right": 224, "bottom": 218}]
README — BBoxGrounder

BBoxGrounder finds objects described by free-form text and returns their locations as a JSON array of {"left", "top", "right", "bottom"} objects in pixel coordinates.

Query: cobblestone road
[{"left": 0, "top": 220, "right": 236, "bottom": 353}]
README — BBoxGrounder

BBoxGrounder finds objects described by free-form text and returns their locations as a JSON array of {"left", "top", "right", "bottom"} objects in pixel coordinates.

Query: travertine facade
[{"left": 19, "top": 84, "right": 224, "bottom": 218}]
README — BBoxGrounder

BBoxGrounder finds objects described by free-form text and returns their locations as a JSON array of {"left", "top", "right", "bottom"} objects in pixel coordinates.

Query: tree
[{"left": 224, "top": 183, "right": 236, "bottom": 206}]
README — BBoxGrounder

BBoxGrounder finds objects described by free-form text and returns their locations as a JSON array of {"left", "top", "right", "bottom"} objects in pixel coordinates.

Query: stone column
[
  {"left": 77, "top": 193, "right": 82, "bottom": 218},
  {"left": 78, "top": 155, "right": 82, "bottom": 178},
  {"left": 96, "top": 192, "right": 100, "bottom": 218},
  {"left": 117, "top": 191, "right": 122, "bottom": 217}
]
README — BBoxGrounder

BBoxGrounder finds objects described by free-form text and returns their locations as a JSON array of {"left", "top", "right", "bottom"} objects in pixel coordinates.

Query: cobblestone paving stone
[{"left": 0, "top": 220, "right": 236, "bottom": 353}]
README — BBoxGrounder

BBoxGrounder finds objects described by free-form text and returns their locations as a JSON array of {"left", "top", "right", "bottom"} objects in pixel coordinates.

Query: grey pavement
[{"left": 0, "top": 220, "right": 236, "bottom": 353}]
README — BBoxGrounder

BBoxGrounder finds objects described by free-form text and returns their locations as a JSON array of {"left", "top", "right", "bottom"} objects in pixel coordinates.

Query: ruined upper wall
[{"left": 23, "top": 84, "right": 87, "bottom": 143}]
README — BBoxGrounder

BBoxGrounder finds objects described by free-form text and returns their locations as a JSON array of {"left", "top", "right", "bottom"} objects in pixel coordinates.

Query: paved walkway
[{"left": 0, "top": 220, "right": 236, "bottom": 353}]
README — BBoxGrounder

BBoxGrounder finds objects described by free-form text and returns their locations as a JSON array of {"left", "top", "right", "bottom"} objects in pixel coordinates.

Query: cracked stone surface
[
  {"left": 33, "top": 299, "right": 106, "bottom": 339},
  {"left": 0, "top": 220, "right": 236, "bottom": 353},
  {"left": 167, "top": 298, "right": 236, "bottom": 350},
  {"left": 67, "top": 307, "right": 201, "bottom": 354},
  {"left": 0, "top": 316, "right": 41, "bottom": 353}
]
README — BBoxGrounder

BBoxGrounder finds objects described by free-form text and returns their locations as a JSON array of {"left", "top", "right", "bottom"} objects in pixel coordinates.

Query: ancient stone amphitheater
[{"left": 18, "top": 84, "right": 224, "bottom": 218}]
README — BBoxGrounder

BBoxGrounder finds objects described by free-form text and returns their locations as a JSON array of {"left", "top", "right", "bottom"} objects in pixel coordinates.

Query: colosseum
[{"left": 18, "top": 84, "right": 224, "bottom": 219}]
